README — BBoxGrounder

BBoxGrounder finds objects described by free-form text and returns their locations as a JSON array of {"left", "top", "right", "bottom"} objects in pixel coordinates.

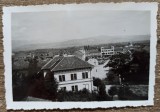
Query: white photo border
[{"left": 3, "top": 2, "right": 158, "bottom": 110}]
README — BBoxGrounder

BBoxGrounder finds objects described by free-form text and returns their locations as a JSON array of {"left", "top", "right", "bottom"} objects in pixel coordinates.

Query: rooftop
[
  {"left": 41, "top": 55, "right": 93, "bottom": 72},
  {"left": 86, "top": 49, "right": 100, "bottom": 54}
]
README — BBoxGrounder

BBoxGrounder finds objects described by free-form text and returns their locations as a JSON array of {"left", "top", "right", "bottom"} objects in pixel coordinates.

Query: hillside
[{"left": 12, "top": 35, "right": 150, "bottom": 51}]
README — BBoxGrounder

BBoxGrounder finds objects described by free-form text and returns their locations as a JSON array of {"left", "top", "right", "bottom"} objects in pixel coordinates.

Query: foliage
[
  {"left": 118, "top": 84, "right": 148, "bottom": 100},
  {"left": 44, "top": 72, "right": 58, "bottom": 100},
  {"left": 106, "top": 70, "right": 119, "bottom": 85},
  {"left": 57, "top": 88, "right": 98, "bottom": 101},
  {"left": 106, "top": 50, "right": 149, "bottom": 84},
  {"left": 118, "top": 84, "right": 135, "bottom": 100},
  {"left": 108, "top": 86, "right": 118, "bottom": 99},
  {"left": 93, "top": 78, "right": 102, "bottom": 89},
  {"left": 93, "top": 78, "right": 111, "bottom": 101}
]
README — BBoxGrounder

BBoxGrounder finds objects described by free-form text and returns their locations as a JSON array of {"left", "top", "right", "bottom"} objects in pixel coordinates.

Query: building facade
[
  {"left": 54, "top": 69, "right": 93, "bottom": 91},
  {"left": 41, "top": 55, "right": 94, "bottom": 92},
  {"left": 101, "top": 46, "right": 124, "bottom": 56},
  {"left": 101, "top": 46, "right": 115, "bottom": 56}
]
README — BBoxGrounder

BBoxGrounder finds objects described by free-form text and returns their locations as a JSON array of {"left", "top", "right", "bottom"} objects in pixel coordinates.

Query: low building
[
  {"left": 85, "top": 49, "right": 101, "bottom": 58},
  {"left": 41, "top": 55, "right": 94, "bottom": 92},
  {"left": 87, "top": 58, "right": 99, "bottom": 66},
  {"left": 74, "top": 49, "right": 101, "bottom": 61},
  {"left": 73, "top": 49, "right": 86, "bottom": 61}
]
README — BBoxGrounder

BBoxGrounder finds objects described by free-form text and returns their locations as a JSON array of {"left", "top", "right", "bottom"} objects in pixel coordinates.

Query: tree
[
  {"left": 28, "top": 56, "right": 39, "bottom": 79},
  {"left": 27, "top": 71, "right": 58, "bottom": 101},
  {"left": 44, "top": 71, "right": 58, "bottom": 101},
  {"left": 105, "top": 53, "right": 131, "bottom": 83},
  {"left": 93, "top": 78, "right": 102, "bottom": 91},
  {"left": 108, "top": 86, "right": 118, "bottom": 99},
  {"left": 105, "top": 50, "right": 149, "bottom": 84},
  {"left": 93, "top": 78, "right": 111, "bottom": 101},
  {"left": 118, "top": 84, "right": 132, "bottom": 100},
  {"left": 131, "top": 50, "right": 149, "bottom": 84}
]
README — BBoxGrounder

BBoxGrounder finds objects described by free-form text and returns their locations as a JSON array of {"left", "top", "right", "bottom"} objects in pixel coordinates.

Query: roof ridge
[
  {"left": 51, "top": 56, "right": 64, "bottom": 72},
  {"left": 74, "top": 56, "right": 94, "bottom": 67},
  {"left": 41, "top": 58, "right": 53, "bottom": 69}
]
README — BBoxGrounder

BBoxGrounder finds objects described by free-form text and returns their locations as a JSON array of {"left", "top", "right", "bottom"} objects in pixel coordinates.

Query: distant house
[
  {"left": 41, "top": 55, "right": 94, "bottom": 92},
  {"left": 88, "top": 59, "right": 110, "bottom": 79},
  {"left": 87, "top": 58, "right": 98, "bottom": 66},
  {"left": 74, "top": 49, "right": 86, "bottom": 61},
  {"left": 85, "top": 49, "right": 101, "bottom": 58},
  {"left": 74, "top": 49, "right": 101, "bottom": 61}
]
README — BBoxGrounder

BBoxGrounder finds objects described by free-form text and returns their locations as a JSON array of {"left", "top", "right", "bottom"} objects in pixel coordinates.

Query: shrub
[{"left": 108, "top": 86, "right": 118, "bottom": 99}]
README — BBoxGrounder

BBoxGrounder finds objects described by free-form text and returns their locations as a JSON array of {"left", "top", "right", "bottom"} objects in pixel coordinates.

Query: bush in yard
[
  {"left": 57, "top": 89, "right": 98, "bottom": 101},
  {"left": 108, "top": 86, "right": 118, "bottom": 100},
  {"left": 93, "top": 78, "right": 102, "bottom": 91},
  {"left": 93, "top": 78, "right": 112, "bottom": 101},
  {"left": 118, "top": 84, "right": 133, "bottom": 100},
  {"left": 44, "top": 73, "right": 58, "bottom": 101}
]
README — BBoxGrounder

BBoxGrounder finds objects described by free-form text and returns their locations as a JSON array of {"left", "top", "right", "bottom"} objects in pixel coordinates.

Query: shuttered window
[
  {"left": 71, "top": 85, "right": 78, "bottom": 92},
  {"left": 82, "top": 72, "right": 88, "bottom": 79},
  {"left": 59, "top": 75, "right": 65, "bottom": 82},
  {"left": 71, "top": 74, "right": 77, "bottom": 80}
]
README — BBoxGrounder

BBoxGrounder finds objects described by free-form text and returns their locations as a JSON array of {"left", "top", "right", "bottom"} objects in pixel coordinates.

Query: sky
[{"left": 12, "top": 10, "right": 150, "bottom": 43}]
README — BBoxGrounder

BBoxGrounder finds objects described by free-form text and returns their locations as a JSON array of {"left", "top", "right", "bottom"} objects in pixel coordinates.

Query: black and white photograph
[{"left": 3, "top": 3, "right": 158, "bottom": 109}]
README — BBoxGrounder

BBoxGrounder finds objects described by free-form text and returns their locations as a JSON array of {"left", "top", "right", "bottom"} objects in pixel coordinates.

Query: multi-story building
[
  {"left": 41, "top": 55, "right": 94, "bottom": 92},
  {"left": 101, "top": 46, "right": 124, "bottom": 56},
  {"left": 101, "top": 46, "right": 115, "bottom": 56}
]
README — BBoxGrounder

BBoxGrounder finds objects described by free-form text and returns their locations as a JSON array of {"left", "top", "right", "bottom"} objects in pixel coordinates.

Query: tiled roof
[
  {"left": 74, "top": 50, "right": 84, "bottom": 56},
  {"left": 41, "top": 56, "right": 63, "bottom": 70},
  {"left": 37, "top": 59, "right": 51, "bottom": 69},
  {"left": 41, "top": 56, "right": 93, "bottom": 72}
]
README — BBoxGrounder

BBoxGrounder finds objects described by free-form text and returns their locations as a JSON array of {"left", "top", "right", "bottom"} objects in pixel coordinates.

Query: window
[
  {"left": 82, "top": 72, "right": 88, "bottom": 79},
  {"left": 71, "top": 74, "right": 77, "bottom": 80},
  {"left": 71, "top": 85, "right": 78, "bottom": 92},
  {"left": 60, "top": 87, "right": 66, "bottom": 91},
  {"left": 59, "top": 75, "right": 65, "bottom": 82}
]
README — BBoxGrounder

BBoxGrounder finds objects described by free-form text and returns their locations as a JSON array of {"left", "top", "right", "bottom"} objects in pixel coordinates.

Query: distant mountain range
[{"left": 12, "top": 35, "right": 150, "bottom": 51}]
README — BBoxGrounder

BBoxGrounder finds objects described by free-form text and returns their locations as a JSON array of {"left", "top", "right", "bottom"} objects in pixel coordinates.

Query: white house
[
  {"left": 88, "top": 58, "right": 110, "bottom": 79},
  {"left": 41, "top": 55, "right": 94, "bottom": 92},
  {"left": 87, "top": 58, "right": 99, "bottom": 66},
  {"left": 73, "top": 49, "right": 86, "bottom": 61}
]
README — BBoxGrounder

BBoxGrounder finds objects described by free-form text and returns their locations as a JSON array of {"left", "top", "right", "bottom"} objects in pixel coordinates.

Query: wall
[{"left": 54, "top": 69, "right": 93, "bottom": 91}]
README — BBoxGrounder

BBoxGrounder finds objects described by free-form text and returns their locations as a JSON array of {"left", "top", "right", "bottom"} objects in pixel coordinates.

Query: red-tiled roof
[{"left": 41, "top": 56, "right": 93, "bottom": 72}]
